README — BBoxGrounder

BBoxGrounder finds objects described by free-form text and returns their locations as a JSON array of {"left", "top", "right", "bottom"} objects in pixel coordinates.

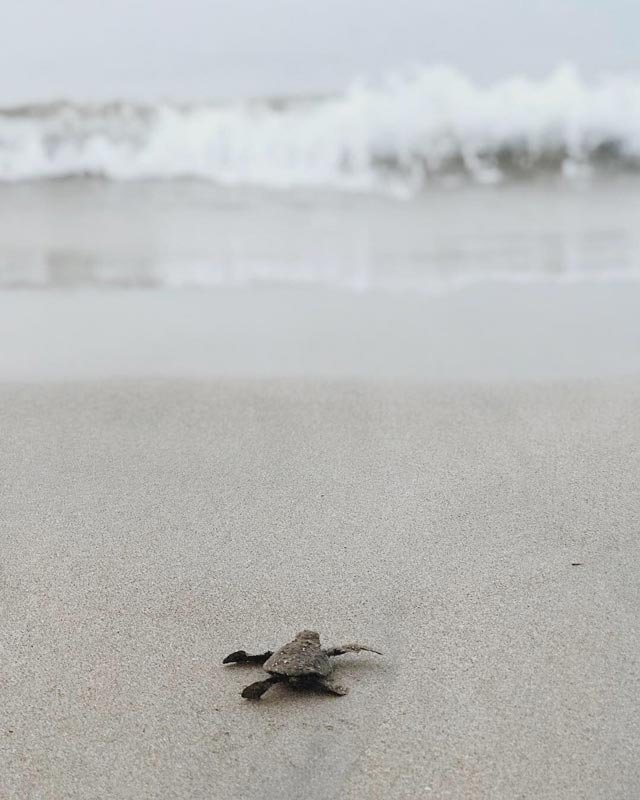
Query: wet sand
[
  {"left": 2, "top": 378, "right": 639, "bottom": 799},
  {"left": 2, "top": 284, "right": 640, "bottom": 382}
]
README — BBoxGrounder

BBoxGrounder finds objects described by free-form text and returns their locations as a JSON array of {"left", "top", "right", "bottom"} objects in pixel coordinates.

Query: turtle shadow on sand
[{"left": 223, "top": 630, "right": 382, "bottom": 701}]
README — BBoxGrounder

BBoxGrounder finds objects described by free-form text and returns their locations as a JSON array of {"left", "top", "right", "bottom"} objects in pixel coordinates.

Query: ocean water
[
  {"left": 1, "top": 67, "right": 640, "bottom": 296},
  {"left": 1, "top": 178, "right": 640, "bottom": 293}
]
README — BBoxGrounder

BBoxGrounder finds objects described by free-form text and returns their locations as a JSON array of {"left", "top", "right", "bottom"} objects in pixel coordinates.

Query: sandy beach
[{"left": 2, "top": 378, "right": 639, "bottom": 799}]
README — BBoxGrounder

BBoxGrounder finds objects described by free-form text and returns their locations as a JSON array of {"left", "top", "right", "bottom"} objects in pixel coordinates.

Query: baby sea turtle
[{"left": 223, "top": 630, "right": 382, "bottom": 700}]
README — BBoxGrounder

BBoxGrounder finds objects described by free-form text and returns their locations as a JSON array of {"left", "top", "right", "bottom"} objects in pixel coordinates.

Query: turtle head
[{"left": 294, "top": 630, "right": 320, "bottom": 645}]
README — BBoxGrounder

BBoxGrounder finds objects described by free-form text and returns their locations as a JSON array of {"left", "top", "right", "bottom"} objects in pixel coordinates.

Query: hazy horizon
[{"left": 1, "top": 0, "right": 638, "bottom": 103}]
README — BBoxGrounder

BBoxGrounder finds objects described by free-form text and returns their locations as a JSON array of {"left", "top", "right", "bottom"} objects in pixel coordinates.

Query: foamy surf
[
  {"left": 3, "top": 256, "right": 640, "bottom": 293},
  {"left": 1, "top": 66, "right": 640, "bottom": 190}
]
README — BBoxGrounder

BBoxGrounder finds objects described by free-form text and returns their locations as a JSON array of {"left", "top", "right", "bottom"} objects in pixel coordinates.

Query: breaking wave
[{"left": 2, "top": 65, "right": 640, "bottom": 189}]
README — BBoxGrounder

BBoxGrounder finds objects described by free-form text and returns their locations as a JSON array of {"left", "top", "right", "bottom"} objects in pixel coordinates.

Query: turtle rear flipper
[
  {"left": 324, "top": 643, "right": 382, "bottom": 657},
  {"left": 316, "top": 677, "right": 349, "bottom": 696}
]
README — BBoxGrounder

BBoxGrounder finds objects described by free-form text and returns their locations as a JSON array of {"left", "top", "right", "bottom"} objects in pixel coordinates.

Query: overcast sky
[{"left": 1, "top": 0, "right": 637, "bottom": 103}]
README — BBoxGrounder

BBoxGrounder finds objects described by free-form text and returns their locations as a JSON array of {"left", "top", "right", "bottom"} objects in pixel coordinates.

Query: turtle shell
[{"left": 263, "top": 630, "right": 332, "bottom": 678}]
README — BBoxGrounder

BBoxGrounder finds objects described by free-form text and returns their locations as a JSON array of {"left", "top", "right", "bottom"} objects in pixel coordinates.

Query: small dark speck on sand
[{"left": 571, "top": 562, "right": 583, "bottom": 566}]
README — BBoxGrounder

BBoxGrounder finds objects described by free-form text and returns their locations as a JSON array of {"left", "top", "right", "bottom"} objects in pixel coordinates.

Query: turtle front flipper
[
  {"left": 324, "top": 643, "right": 382, "bottom": 657},
  {"left": 222, "top": 649, "right": 273, "bottom": 665},
  {"left": 241, "top": 676, "right": 284, "bottom": 700}
]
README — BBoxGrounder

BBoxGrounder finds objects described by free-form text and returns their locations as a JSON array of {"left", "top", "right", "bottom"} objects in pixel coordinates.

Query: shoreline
[{"left": 3, "top": 283, "right": 640, "bottom": 383}]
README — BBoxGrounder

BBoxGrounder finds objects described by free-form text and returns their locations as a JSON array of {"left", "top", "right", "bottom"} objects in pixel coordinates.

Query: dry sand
[{"left": 1, "top": 379, "right": 639, "bottom": 799}]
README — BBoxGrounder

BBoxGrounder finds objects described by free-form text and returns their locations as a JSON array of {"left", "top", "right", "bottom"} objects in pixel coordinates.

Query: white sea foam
[
  {"left": 1, "top": 66, "right": 640, "bottom": 189},
  {"left": 3, "top": 250, "right": 640, "bottom": 293}
]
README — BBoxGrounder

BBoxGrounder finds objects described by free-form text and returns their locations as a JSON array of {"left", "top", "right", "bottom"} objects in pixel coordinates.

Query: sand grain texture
[{"left": 1, "top": 380, "right": 639, "bottom": 799}]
